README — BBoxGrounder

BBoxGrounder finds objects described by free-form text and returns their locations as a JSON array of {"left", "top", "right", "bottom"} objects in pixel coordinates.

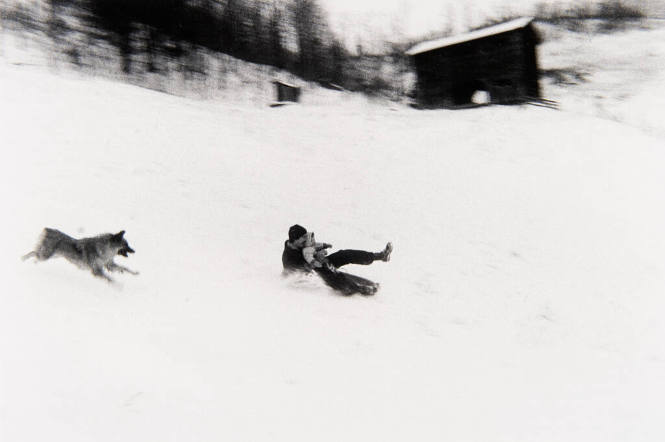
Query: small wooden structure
[
  {"left": 271, "top": 81, "right": 301, "bottom": 106},
  {"left": 406, "top": 17, "right": 541, "bottom": 108}
]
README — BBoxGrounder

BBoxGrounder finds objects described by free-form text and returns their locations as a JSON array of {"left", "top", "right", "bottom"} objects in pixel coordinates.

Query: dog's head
[{"left": 112, "top": 231, "right": 135, "bottom": 257}]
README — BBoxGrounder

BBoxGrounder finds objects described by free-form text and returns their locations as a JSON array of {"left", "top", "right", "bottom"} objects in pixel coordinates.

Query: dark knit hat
[{"left": 288, "top": 224, "right": 307, "bottom": 241}]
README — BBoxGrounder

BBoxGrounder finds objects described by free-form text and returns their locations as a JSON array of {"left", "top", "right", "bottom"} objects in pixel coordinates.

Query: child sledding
[{"left": 282, "top": 224, "right": 392, "bottom": 295}]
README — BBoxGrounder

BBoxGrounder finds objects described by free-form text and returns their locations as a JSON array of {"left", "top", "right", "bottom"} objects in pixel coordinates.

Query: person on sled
[{"left": 282, "top": 224, "right": 392, "bottom": 275}]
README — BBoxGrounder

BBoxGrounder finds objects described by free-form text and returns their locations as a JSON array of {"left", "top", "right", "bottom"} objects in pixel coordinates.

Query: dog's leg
[
  {"left": 106, "top": 262, "right": 139, "bottom": 275},
  {"left": 92, "top": 266, "right": 113, "bottom": 282},
  {"left": 119, "top": 265, "right": 139, "bottom": 275}
]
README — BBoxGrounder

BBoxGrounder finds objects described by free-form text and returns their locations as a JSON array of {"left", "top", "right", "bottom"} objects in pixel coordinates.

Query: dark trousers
[
  {"left": 315, "top": 250, "right": 379, "bottom": 295},
  {"left": 326, "top": 249, "right": 376, "bottom": 269}
]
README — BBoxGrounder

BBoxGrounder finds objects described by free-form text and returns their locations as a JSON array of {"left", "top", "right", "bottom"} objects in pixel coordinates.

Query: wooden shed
[
  {"left": 272, "top": 80, "right": 301, "bottom": 105},
  {"left": 406, "top": 17, "right": 541, "bottom": 108}
]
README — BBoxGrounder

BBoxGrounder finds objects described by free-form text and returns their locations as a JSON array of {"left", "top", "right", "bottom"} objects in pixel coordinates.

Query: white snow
[{"left": 2, "top": 23, "right": 665, "bottom": 442}]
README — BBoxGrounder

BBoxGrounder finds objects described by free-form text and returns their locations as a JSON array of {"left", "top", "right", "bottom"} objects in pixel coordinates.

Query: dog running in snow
[{"left": 22, "top": 228, "right": 138, "bottom": 282}]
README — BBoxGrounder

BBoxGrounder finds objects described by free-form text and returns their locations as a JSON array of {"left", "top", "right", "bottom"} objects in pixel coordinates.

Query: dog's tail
[
  {"left": 21, "top": 251, "right": 37, "bottom": 261},
  {"left": 22, "top": 228, "right": 52, "bottom": 262}
]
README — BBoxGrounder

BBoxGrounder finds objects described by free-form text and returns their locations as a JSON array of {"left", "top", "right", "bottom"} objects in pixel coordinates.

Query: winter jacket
[{"left": 282, "top": 240, "right": 308, "bottom": 273}]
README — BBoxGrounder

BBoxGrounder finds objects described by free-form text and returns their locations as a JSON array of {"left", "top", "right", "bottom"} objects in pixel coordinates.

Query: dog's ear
[{"left": 113, "top": 231, "right": 126, "bottom": 241}]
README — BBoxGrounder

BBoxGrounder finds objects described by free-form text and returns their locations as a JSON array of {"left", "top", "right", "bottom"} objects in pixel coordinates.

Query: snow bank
[{"left": 1, "top": 25, "right": 665, "bottom": 442}]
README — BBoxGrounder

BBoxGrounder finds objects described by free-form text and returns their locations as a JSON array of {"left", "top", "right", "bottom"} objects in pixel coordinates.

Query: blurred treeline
[
  {"left": 1, "top": 0, "right": 410, "bottom": 95},
  {"left": 1, "top": 0, "right": 648, "bottom": 100},
  {"left": 533, "top": 0, "right": 645, "bottom": 32}
]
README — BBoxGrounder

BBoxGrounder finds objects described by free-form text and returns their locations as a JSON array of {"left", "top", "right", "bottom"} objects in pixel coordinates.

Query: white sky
[
  {"left": 319, "top": 0, "right": 543, "bottom": 50},
  {"left": 319, "top": 0, "right": 664, "bottom": 47}
]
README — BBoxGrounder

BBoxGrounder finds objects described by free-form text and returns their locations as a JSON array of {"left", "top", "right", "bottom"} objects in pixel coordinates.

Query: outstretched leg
[
  {"left": 326, "top": 242, "right": 392, "bottom": 269},
  {"left": 326, "top": 250, "right": 375, "bottom": 268},
  {"left": 92, "top": 266, "right": 113, "bottom": 282},
  {"left": 106, "top": 262, "right": 139, "bottom": 275}
]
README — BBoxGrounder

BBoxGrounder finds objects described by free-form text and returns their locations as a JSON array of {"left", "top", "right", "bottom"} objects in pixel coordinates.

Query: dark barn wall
[
  {"left": 273, "top": 82, "right": 301, "bottom": 103},
  {"left": 412, "top": 25, "right": 540, "bottom": 108},
  {"left": 522, "top": 26, "right": 541, "bottom": 99}
]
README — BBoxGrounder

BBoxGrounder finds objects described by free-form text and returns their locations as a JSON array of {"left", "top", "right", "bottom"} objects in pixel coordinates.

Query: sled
[{"left": 314, "top": 267, "right": 379, "bottom": 296}]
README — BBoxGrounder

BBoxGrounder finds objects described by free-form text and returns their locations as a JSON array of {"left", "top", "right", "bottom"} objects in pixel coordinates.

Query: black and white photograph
[{"left": 1, "top": 0, "right": 664, "bottom": 440}]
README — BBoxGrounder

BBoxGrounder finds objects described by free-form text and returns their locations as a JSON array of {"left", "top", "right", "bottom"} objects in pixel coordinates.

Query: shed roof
[
  {"left": 272, "top": 79, "right": 300, "bottom": 88},
  {"left": 406, "top": 17, "right": 534, "bottom": 56}
]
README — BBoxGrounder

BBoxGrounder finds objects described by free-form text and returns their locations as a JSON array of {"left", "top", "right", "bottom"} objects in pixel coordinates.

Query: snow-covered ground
[
  {"left": 2, "top": 22, "right": 665, "bottom": 442},
  {"left": 539, "top": 19, "right": 665, "bottom": 137}
]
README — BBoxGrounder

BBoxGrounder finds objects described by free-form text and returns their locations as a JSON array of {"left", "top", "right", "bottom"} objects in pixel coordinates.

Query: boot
[{"left": 376, "top": 242, "right": 393, "bottom": 262}]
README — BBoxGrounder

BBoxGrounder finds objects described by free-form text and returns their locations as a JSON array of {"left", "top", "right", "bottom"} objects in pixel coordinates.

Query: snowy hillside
[
  {"left": 2, "top": 22, "right": 665, "bottom": 442},
  {"left": 539, "top": 19, "right": 665, "bottom": 136}
]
